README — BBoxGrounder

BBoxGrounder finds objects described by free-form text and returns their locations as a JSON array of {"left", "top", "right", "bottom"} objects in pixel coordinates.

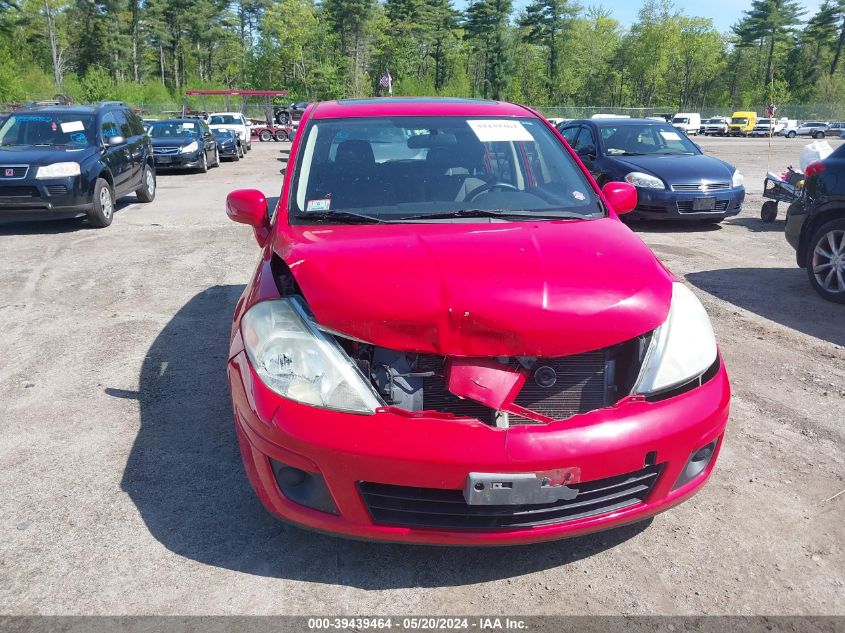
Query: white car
[
  {"left": 796, "top": 121, "right": 830, "bottom": 139},
  {"left": 671, "top": 112, "right": 701, "bottom": 136},
  {"left": 777, "top": 119, "right": 799, "bottom": 138},
  {"left": 207, "top": 112, "right": 252, "bottom": 151},
  {"left": 701, "top": 116, "right": 729, "bottom": 136}
]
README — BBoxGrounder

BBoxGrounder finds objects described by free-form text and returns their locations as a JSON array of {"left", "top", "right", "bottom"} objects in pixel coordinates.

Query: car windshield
[
  {"left": 599, "top": 123, "right": 699, "bottom": 156},
  {"left": 290, "top": 116, "right": 602, "bottom": 223},
  {"left": 209, "top": 115, "right": 240, "bottom": 125},
  {"left": 704, "top": 119, "right": 722, "bottom": 124},
  {"left": 0, "top": 113, "right": 96, "bottom": 147},
  {"left": 213, "top": 129, "right": 233, "bottom": 138},
  {"left": 148, "top": 121, "right": 198, "bottom": 138},
  {"left": 672, "top": 117, "right": 689, "bottom": 124}
]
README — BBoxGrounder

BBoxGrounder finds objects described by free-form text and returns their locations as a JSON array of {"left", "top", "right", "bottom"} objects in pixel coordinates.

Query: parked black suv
[
  {"left": 0, "top": 101, "right": 155, "bottom": 228},
  {"left": 785, "top": 144, "right": 845, "bottom": 303}
]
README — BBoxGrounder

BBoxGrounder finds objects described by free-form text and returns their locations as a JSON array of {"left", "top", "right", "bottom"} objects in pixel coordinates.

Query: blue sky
[{"left": 602, "top": 0, "right": 824, "bottom": 32}]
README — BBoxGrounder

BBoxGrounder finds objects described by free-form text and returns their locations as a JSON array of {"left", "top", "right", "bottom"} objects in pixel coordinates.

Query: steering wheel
[{"left": 466, "top": 181, "right": 520, "bottom": 201}]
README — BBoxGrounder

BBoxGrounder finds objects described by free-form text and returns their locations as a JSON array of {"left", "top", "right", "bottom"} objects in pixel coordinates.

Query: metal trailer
[{"left": 184, "top": 89, "right": 292, "bottom": 141}]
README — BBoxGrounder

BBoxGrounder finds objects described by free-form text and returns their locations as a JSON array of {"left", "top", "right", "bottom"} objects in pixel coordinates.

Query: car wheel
[
  {"left": 787, "top": 131, "right": 796, "bottom": 138},
  {"left": 275, "top": 130, "right": 288, "bottom": 142},
  {"left": 814, "top": 131, "right": 825, "bottom": 139},
  {"left": 232, "top": 149, "right": 240, "bottom": 161},
  {"left": 211, "top": 147, "right": 220, "bottom": 168},
  {"left": 239, "top": 144, "right": 244, "bottom": 158},
  {"left": 136, "top": 164, "right": 156, "bottom": 203},
  {"left": 198, "top": 151, "right": 208, "bottom": 173},
  {"left": 259, "top": 130, "right": 272, "bottom": 142},
  {"left": 87, "top": 178, "right": 115, "bottom": 228},
  {"left": 761, "top": 201, "right": 778, "bottom": 223},
  {"left": 807, "top": 219, "right": 845, "bottom": 303}
]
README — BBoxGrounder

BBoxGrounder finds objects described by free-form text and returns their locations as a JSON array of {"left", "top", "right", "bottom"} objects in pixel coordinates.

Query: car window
[
  {"left": 290, "top": 116, "right": 602, "bottom": 222},
  {"left": 570, "top": 127, "right": 595, "bottom": 153},
  {"left": 0, "top": 112, "right": 96, "bottom": 147},
  {"left": 112, "top": 110, "right": 133, "bottom": 138},
  {"left": 101, "top": 112, "right": 121, "bottom": 139},
  {"left": 126, "top": 112, "right": 145, "bottom": 136},
  {"left": 599, "top": 124, "right": 698, "bottom": 156},
  {"left": 559, "top": 126, "right": 579, "bottom": 145},
  {"left": 209, "top": 115, "right": 240, "bottom": 125}
]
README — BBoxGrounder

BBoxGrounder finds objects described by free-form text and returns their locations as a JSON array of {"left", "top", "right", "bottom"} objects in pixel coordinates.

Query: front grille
[
  {"left": 0, "top": 186, "right": 38, "bottom": 198},
  {"left": 153, "top": 147, "right": 180, "bottom": 155},
  {"left": 414, "top": 351, "right": 612, "bottom": 424},
  {"left": 671, "top": 182, "right": 731, "bottom": 192},
  {"left": 677, "top": 199, "right": 730, "bottom": 213},
  {"left": 0, "top": 165, "right": 29, "bottom": 179},
  {"left": 513, "top": 352, "right": 607, "bottom": 419},
  {"left": 45, "top": 185, "right": 67, "bottom": 196},
  {"left": 359, "top": 463, "right": 663, "bottom": 530}
]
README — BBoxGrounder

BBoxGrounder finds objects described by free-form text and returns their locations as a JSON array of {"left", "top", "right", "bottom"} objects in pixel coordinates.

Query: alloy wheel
[
  {"left": 812, "top": 229, "right": 845, "bottom": 294},
  {"left": 145, "top": 168, "right": 155, "bottom": 196},
  {"left": 100, "top": 186, "right": 113, "bottom": 219}
]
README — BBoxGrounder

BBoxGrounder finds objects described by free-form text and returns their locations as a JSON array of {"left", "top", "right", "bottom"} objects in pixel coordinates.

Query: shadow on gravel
[
  {"left": 723, "top": 217, "right": 787, "bottom": 233},
  {"left": 686, "top": 267, "right": 845, "bottom": 347},
  {"left": 0, "top": 198, "right": 139, "bottom": 236},
  {"left": 627, "top": 219, "right": 722, "bottom": 233},
  {"left": 119, "top": 285, "right": 650, "bottom": 586}
]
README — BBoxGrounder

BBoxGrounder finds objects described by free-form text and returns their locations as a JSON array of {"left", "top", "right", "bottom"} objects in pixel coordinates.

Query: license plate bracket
[
  {"left": 693, "top": 197, "right": 716, "bottom": 211},
  {"left": 464, "top": 469, "right": 581, "bottom": 506},
  {"left": 157, "top": 156, "right": 173, "bottom": 164}
]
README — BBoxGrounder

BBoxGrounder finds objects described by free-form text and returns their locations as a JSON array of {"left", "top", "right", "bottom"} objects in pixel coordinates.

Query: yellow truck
[{"left": 728, "top": 111, "right": 757, "bottom": 136}]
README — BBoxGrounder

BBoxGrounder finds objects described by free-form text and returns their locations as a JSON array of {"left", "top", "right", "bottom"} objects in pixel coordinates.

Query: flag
[{"left": 379, "top": 70, "right": 393, "bottom": 96}]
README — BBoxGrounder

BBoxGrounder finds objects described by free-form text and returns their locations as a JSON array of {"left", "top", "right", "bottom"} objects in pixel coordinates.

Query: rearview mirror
[
  {"left": 106, "top": 135, "right": 125, "bottom": 147},
  {"left": 602, "top": 181, "right": 637, "bottom": 215},
  {"left": 226, "top": 189, "right": 270, "bottom": 246}
]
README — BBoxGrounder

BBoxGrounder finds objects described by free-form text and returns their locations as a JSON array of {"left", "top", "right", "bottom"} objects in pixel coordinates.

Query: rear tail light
[{"left": 805, "top": 161, "right": 827, "bottom": 179}]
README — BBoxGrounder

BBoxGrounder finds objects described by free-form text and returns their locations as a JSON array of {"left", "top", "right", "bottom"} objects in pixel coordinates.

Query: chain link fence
[{"left": 536, "top": 104, "right": 845, "bottom": 121}]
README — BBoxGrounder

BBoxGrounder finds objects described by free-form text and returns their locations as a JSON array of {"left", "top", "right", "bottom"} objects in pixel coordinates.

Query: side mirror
[
  {"left": 577, "top": 146, "right": 596, "bottom": 159},
  {"left": 602, "top": 181, "right": 637, "bottom": 215},
  {"left": 227, "top": 189, "right": 270, "bottom": 246},
  {"left": 106, "top": 135, "right": 126, "bottom": 147}
]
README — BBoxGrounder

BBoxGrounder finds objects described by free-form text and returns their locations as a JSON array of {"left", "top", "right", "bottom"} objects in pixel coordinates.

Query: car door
[
  {"left": 100, "top": 111, "right": 131, "bottom": 193},
  {"left": 199, "top": 120, "right": 215, "bottom": 160},
  {"left": 569, "top": 126, "right": 601, "bottom": 180},
  {"left": 114, "top": 109, "right": 143, "bottom": 186}
]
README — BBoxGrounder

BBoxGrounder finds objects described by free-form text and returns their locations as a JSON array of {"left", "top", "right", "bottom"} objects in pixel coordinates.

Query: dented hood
[{"left": 276, "top": 219, "right": 673, "bottom": 358}]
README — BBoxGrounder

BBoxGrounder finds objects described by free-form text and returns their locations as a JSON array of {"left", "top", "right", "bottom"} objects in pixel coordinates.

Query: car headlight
[
  {"left": 625, "top": 172, "right": 665, "bottom": 189},
  {"left": 732, "top": 170, "right": 744, "bottom": 188},
  {"left": 633, "top": 283, "right": 718, "bottom": 395},
  {"left": 241, "top": 298, "right": 382, "bottom": 414},
  {"left": 180, "top": 141, "right": 199, "bottom": 154},
  {"left": 35, "top": 162, "right": 81, "bottom": 179}
]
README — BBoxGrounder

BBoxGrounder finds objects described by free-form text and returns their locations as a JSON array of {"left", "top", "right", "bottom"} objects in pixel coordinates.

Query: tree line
[{"left": 1, "top": 0, "right": 845, "bottom": 111}]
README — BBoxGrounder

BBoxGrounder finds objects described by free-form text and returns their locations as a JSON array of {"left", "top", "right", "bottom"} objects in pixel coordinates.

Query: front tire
[
  {"left": 787, "top": 131, "right": 796, "bottom": 138},
  {"left": 211, "top": 147, "right": 220, "bottom": 168},
  {"left": 761, "top": 201, "right": 778, "bottom": 223},
  {"left": 87, "top": 178, "right": 115, "bottom": 228},
  {"left": 136, "top": 164, "right": 156, "bottom": 203},
  {"left": 198, "top": 151, "right": 208, "bottom": 173},
  {"left": 259, "top": 130, "right": 273, "bottom": 142},
  {"left": 806, "top": 219, "right": 845, "bottom": 303},
  {"left": 814, "top": 131, "right": 825, "bottom": 139}
]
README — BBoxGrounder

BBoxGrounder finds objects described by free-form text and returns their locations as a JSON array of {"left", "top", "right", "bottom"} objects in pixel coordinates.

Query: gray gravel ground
[{"left": 0, "top": 135, "right": 843, "bottom": 616}]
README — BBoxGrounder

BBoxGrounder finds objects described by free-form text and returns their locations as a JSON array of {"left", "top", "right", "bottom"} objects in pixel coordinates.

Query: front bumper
[
  {"left": 218, "top": 144, "right": 239, "bottom": 157},
  {"left": 153, "top": 151, "right": 203, "bottom": 169},
  {"left": 0, "top": 177, "right": 92, "bottom": 221},
  {"left": 628, "top": 186, "right": 745, "bottom": 221},
  {"left": 228, "top": 350, "right": 730, "bottom": 545}
]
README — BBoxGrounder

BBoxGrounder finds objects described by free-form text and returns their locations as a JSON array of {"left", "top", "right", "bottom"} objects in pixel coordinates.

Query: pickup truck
[
  {"left": 749, "top": 118, "right": 786, "bottom": 137},
  {"left": 701, "top": 116, "right": 729, "bottom": 136}
]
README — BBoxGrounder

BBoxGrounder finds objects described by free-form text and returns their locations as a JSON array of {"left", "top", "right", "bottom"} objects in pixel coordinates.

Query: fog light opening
[
  {"left": 269, "top": 458, "right": 339, "bottom": 515},
  {"left": 673, "top": 439, "right": 718, "bottom": 490}
]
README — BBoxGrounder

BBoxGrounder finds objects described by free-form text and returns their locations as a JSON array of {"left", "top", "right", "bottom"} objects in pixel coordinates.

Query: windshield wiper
[
  {"left": 397, "top": 209, "right": 588, "bottom": 221},
  {"left": 296, "top": 210, "right": 385, "bottom": 224}
]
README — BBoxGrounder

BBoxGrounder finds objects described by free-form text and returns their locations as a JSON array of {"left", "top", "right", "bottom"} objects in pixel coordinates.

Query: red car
[{"left": 225, "top": 98, "right": 730, "bottom": 545}]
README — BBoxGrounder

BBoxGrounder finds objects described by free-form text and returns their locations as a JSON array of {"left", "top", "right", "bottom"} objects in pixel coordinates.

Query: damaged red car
[{"left": 225, "top": 98, "right": 730, "bottom": 545}]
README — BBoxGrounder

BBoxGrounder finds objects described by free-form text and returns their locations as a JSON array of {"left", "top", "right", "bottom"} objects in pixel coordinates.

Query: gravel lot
[{"left": 0, "top": 135, "right": 843, "bottom": 616}]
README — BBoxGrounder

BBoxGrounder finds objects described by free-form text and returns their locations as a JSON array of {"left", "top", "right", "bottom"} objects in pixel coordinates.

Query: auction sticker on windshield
[
  {"left": 468, "top": 119, "right": 533, "bottom": 143},
  {"left": 306, "top": 199, "right": 331, "bottom": 212},
  {"left": 60, "top": 121, "right": 85, "bottom": 133},
  {"left": 660, "top": 130, "right": 682, "bottom": 141}
]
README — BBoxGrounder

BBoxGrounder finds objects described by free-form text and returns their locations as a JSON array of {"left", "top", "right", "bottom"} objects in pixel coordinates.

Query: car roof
[
  {"left": 309, "top": 97, "right": 534, "bottom": 120},
  {"left": 150, "top": 118, "right": 199, "bottom": 124},
  {"left": 207, "top": 112, "right": 244, "bottom": 116},
  {"left": 565, "top": 118, "right": 671, "bottom": 127},
  {"left": 13, "top": 105, "right": 101, "bottom": 115}
]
